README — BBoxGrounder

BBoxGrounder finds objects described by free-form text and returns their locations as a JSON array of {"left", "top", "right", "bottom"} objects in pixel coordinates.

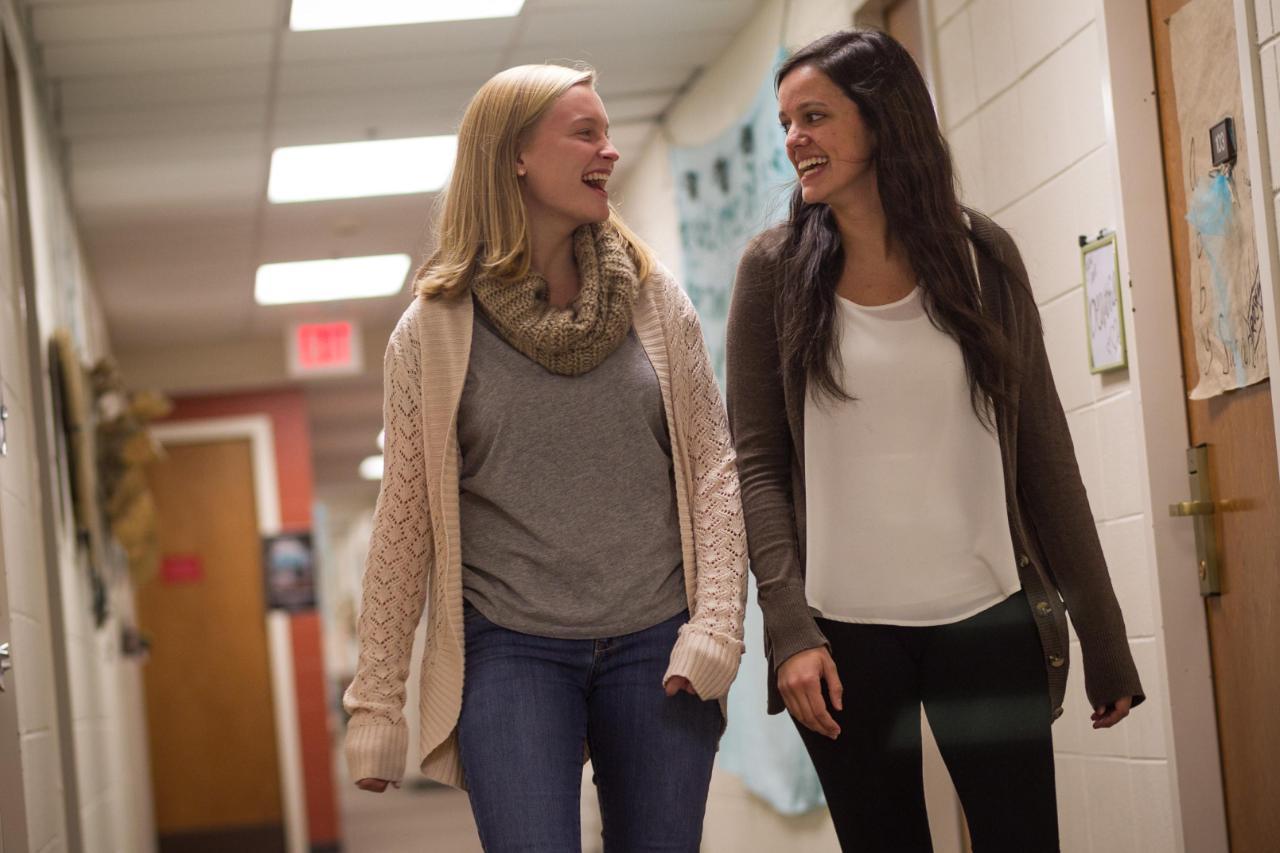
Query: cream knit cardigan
[{"left": 343, "top": 267, "right": 749, "bottom": 790}]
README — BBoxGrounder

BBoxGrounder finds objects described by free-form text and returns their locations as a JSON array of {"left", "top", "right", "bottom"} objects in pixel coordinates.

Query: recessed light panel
[
  {"left": 255, "top": 255, "right": 411, "bottom": 305},
  {"left": 268, "top": 136, "right": 457, "bottom": 203},
  {"left": 290, "top": 0, "right": 525, "bottom": 31}
]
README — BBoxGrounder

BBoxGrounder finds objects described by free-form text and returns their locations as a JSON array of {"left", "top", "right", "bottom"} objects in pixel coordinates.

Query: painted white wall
[
  {"left": 930, "top": 1, "right": 1182, "bottom": 850},
  {"left": 0, "top": 1, "right": 156, "bottom": 850}
]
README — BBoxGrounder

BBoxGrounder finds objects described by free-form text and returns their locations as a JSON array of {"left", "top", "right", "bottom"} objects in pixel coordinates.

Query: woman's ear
[{"left": 515, "top": 154, "right": 527, "bottom": 178}]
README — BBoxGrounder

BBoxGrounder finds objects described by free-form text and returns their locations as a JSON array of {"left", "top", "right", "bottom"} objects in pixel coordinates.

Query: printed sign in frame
[{"left": 1081, "top": 231, "right": 1127, "bottom": 374}]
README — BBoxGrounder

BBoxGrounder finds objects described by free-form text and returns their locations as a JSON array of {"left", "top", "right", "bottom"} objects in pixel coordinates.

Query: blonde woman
[{"left": 342, "top": 64, "right": 748, "bottom": 851}]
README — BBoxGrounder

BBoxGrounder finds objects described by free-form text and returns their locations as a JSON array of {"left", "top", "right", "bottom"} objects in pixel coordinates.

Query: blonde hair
[{"left": 415, "top": 63, "right": 653, "bottom": 298}]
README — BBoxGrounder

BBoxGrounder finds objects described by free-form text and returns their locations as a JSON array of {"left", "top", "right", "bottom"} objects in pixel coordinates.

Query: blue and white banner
[{"left": 669, "top": 56, "right": 825, "bottom": 816}]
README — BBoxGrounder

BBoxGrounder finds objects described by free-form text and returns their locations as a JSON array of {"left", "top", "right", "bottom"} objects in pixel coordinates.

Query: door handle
[
  {"left": 1169, "top": 500, "right": 1216, "bottom": 516},
  {"left": 1168, "top": 444, "right": 1222, "bottom": 596},
  {"left": 0, "top": 641, "right": 11, "bottom": 693}
]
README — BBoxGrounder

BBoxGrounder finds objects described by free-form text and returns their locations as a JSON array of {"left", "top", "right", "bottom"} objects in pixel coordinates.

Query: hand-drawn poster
[
  {"left": 669, "top": 63, "right": 794, "bottom": 385},
  {"left": 1171, "top": 0, "right": 1268, "bottom": 398},
  {"left": 670, "top": 57, "right": 826, "bottom": 816}
]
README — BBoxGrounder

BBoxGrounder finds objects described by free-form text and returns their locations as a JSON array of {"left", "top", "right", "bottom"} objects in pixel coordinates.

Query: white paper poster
[{"left": 1171, "top": 0, "right": 1268, "bottom": 398}]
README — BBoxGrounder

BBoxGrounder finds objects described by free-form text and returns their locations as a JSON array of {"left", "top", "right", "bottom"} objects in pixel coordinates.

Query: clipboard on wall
[{"left": 1080, "top": 231, "right": 1127, "bottom": 374}]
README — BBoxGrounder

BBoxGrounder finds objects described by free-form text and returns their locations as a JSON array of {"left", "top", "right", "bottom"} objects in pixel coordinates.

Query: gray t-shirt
[{"left": 457, "top": 308, "right": 687, "bottom": 639}]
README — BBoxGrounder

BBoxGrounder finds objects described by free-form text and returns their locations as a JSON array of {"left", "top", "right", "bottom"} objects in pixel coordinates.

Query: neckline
[{"left": 837, "top": 285, "right": 921, "bottom": 313}]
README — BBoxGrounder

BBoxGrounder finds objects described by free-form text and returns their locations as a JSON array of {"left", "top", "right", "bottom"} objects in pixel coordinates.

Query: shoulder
[
  {"left": 394, "top": 296, "right": 426, "bottom": 340},
  {"left": 643, "top": 263, "right": 700, "bottom": 331},
  {"left": 965, "top": 208, "right": 1036, "bottom": 310},
  {"left": 965, "top": 208, "right": 1017, "bottom": 261},
  {"left": 387, "top": 296, "right": 429, "bottom": 369},
  {"left": 965, "top": 209, "right": 1026, "bottom": 279},
  {"left": 739, "top": 224, "right": 788, "bottom": 281}
]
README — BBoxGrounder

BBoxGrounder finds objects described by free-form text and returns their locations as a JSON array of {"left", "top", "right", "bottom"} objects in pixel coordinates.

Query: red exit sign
[{"left": 288, "top": 321, "right": 363, "bottom": 377}]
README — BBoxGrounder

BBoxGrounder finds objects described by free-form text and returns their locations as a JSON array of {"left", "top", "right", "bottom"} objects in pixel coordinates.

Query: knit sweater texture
[
  {"left": 343, "top": 264, "right": 749, "bottom": 790},
  {"left": 725, "top": 211, "right": 1145, "bottom": 719}
]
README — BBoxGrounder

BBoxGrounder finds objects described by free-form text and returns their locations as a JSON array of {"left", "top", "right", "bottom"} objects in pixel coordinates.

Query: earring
[{"left": 517, "top": 169, "right": 526, "bottom": 177}]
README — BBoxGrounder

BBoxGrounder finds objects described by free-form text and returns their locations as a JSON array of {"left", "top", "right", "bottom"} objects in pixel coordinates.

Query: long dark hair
[{"left": 776, "top": 29, "right": 1017, "bottom": 426}]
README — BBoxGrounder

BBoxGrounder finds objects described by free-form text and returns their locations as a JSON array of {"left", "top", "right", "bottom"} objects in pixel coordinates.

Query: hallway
[
  {"left": 1, "top": 0, "right": 1278, "bottom": 850},
  {"left": 340, "top": 781, "right": 482, "bottom": 853}
]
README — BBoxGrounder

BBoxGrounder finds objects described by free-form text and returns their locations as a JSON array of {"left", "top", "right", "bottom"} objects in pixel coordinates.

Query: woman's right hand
[
  {"left": 356, "top": 778, "right": 394, "bottom": 793},
  {"left": 778, "top": 646, "right": 843, "bottom": 739}
]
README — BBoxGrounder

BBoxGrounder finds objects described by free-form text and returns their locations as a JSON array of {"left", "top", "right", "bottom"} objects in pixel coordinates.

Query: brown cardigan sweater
[{"left": 725, "top": 211, "right": 1145, "bottom": 719}]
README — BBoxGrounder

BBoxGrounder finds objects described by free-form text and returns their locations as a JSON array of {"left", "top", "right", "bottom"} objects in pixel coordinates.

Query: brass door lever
[
  {"left": 1169, "top": 445, "right": 1222, "bottom": 596},
  {"left": 1168, "top": 500, "right": 1216, "bottom": 516}
]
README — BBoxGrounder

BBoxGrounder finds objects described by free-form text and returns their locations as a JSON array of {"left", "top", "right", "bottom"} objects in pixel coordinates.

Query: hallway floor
[{"left": 340, "top": 779, "right": 483, "bottom": 852}]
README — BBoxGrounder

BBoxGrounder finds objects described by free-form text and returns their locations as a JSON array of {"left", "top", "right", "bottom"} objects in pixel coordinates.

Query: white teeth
[
  {"left": 583, "top": 172, "right": 610, "bottom": 185},
  {"left": 797, "top": 156, "right": 829, "bottom": 173}
]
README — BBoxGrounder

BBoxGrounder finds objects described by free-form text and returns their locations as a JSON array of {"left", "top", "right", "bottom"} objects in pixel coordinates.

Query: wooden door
[
  {"left": 1150, "top": 0, "right": 1280, "bottom": 848},
  {"left": 141, "top": 438, "right": 285, "bottom": 852}
]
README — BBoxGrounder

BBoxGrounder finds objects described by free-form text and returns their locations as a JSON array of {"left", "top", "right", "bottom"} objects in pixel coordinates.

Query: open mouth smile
[
  {"left": 796, "top": 156, "right": 829, "bottom": 180},
  {"left": 584, "top": 171, "right": 611, "bottom": 196}
]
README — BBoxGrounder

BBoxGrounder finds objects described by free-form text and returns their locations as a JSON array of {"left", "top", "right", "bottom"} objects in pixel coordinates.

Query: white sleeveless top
[{"left": 802, "top": 286, "right": 1021, "bottom": 625}]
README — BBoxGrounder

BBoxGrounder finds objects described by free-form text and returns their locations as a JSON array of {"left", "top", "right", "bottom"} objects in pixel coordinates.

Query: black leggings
[{"left": 795, "top": 591, "right": 1059, "bottom": 853}]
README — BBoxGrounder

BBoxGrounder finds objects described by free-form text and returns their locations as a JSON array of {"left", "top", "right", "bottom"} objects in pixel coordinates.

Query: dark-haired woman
[{"left": 726, "top": 29, "right": 1143, "bottom": 852}]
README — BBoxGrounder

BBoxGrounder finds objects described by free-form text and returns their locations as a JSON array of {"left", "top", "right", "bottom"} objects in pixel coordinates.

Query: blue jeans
[{"left": 457, "top": 605, "right": 722, "bottom": 852}]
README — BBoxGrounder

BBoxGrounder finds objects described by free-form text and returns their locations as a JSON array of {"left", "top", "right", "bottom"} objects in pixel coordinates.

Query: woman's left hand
[
  {"left": 1091, "top": 696, "right": 1134, "bottom": 729},
  {"left": 664, "top": 676, "right": 698, "bottom": 697}
]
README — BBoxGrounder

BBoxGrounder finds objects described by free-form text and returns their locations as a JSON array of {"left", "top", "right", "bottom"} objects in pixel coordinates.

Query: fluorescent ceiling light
[
  {"left": 255, "top": 254, "right": 411, "bottom": 306},
  {"left": 290, "top": 0, "right": 525, "bottom": 31},
  {"left": 269, "top": 136, "right": 457, "bottom": 203},
  {"left": 359, "top": 455, "right": 385, "bottom": 481},
  {"left": 377, "top": 429, "right": 385, "bottom": 451}
]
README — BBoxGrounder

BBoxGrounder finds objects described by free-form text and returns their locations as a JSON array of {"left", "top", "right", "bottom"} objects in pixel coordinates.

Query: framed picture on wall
[
  {"left": 1081, "top": 232, "right": 1128, "bottom": 373},
  {"left": 262, "top": 531, "right": 317, "bottom": 611}
]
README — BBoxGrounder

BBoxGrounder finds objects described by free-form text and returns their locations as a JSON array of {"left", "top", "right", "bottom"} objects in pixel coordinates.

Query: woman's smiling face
[
  {"left": 516, "top": 82, "right": 620, "bottom": 231},
  {"left": 777, "top": 63, "right": 876, "bottom": 208}
]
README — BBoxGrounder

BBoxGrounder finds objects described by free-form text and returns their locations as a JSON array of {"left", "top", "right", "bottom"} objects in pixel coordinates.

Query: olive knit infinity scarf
[{"left": 470, "top": 223, "right": 640, "bottom": 376}]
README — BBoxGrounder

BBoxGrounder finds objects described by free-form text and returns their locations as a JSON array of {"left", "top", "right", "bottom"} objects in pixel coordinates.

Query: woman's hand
[
  {"left": 778, "top": 647, "right": 843, "bottom": 739},
  {"left": 356, "top": 778, "right": 396, "bottom": 793},
  {"left": 664, "top": 676, "right": 698, "bottom": 697},
  {"left": 1091, "top": 696, "right": 1134, "bottom": 729}
]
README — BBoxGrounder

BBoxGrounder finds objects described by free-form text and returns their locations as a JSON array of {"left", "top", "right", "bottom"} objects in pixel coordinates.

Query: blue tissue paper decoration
[{"left": 1186, "top": 171, "right": 1244, "bottom": 385}]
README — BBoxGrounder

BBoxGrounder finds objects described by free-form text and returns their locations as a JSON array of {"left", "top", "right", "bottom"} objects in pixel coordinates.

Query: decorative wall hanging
[
  {"left": 51, "top": 328, "right": 109, "bottom": 624},
  {"left": 91, "top": 357, "right": 171, "bottom": 587},
  {"left": 669, "top": 52, "right": 826, "bottom": 816},
  {"left": 1080, "top": 231, "right": 1127, "bottom": 373},
  {"left": 1171, "top": 0, "right": 1268, "bottom": 398}
]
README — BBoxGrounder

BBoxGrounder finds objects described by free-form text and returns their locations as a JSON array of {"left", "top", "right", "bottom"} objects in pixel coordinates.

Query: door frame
[
  {"left": 0, "top": 23, "right": 30, "bottom": 853},
  {"left": 1233, "top": 1, "right": 1280, "bottom": 472},
  {"left": 149, "top": 415, "right": 308, "bottom": 853}
]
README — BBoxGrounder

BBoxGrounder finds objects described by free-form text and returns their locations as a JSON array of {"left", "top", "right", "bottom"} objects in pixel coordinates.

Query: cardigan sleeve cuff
[
  {"left": 664, "top": 625, "right": 743, "bottom": 701},
  {"left": 345, "top": 719, "right": 410, "bottom": 785},
  {"left": 1081, "top": 640, "right": 1146, "bottom": 711},
  {"left": 760, "top": 588, "right": 829, "bottom": 668}
]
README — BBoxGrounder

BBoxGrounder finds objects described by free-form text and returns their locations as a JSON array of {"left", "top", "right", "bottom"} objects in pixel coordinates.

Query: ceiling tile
[
  {"left": 258, "top": 194, "right": 434, "bottom": 266},
  {"left": 594, "top": 64, "right": 693, "bottom": 97},
  {"left": 600, "top": 92, "right": 670, "bottom": 123},
  {"left": 281, "top": 16, "right": 520, "bottom": 63},
  {"left": 276, "top": 51, "right": 503, "bottom": 97},
  {"left": 61, "top": 100, "right": 266, "bottom": 140},
  {"left": 59, "top": 67, "right": 272, "bottom": 111},
  {"left": 506, "top": 32, "right": 731, "bottom": 74},
  {"left": 518, "top": 0, "right": 755, "bottom": 43},
  {"left": 42, "top": 32, "right": 274, "bottom": 78},
  {"left": 71, "top": 154, "right": 264, "bottom": 213},
  {"left": 70, "top": 130, "right": 263, "bottom": 169},
  {"left": 32, "top": 0, "right": 282, "bottom": 43}
]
